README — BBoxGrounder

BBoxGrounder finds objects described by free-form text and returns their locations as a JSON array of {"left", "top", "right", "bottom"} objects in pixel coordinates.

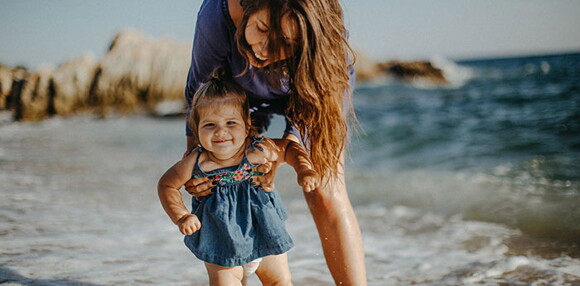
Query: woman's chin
[
  {"left": 248, "top": 55, "right": 270, "bottom": 69},
  {"left": 250, "top": 61, "right": 268, "bottom": 69}
]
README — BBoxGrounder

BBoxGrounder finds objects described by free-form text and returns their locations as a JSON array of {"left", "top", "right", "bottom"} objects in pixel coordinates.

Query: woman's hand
[
  {"left": 252, "top": 161, "right": 281, "bottom": 192},
  {"left": 177, "top": 214, "right": 201, "bottom": 235},
  {"left": 297, "top": 169, "right": 320, "bottom": 193},
  {"left": 182, "top": 143, "right": 215, "bottom": 199},
  {"left": 184, "top": 177, "right": 215, "bottom": 199}
]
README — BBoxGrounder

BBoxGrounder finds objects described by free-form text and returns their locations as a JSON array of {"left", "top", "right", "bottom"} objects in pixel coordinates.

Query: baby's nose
[{"left": 214, "top": 127, "right": 227, "bottom": 136}]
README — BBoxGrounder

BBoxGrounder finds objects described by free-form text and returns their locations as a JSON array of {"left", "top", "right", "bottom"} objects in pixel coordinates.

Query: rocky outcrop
[
  {"left": 1, "top": 30, "right": 449, "bottom": 122},
  {"left": 1, "top": 29, "right": 191, "bottom": 122},
  {"left": 353, "top": 51, "right": 449, "bottom": 85},
  {"left": 0, "top": 65, "right": 28, "bottom": 111},
  {"left": 92, "top": 29, "right": 190, "bottom": 116},
  {"left": 353, "top": 51, "right": 381, "bottom": 82},
  {"left": 378, "top": 60, "right": 448, "bottom": 85},
  {"left": 51, "top": 54, "right": 99, "bottom": 116},
  {"left": 13, "top": 65, "right": 55, "bottom": 121},
  {"left": 0, "top": 66, "right": 13, "bottom": 110}
]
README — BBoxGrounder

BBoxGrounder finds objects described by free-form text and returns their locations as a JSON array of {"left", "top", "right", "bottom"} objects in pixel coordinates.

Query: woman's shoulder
[
  {"left": 196, "top": 0, "right": 235, "bottom": 33},
  {"left": 226, "top": 0, "right": 243, "bottom": 27}
]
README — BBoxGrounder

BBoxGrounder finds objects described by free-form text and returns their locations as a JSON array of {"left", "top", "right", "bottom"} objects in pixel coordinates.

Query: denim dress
[{"left": 184, "top": 137, "right": 294, "bottom": 267}]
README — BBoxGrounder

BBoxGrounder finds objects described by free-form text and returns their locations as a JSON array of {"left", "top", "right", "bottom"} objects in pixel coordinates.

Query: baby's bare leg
[
  {"left": 255, "top": 253, "right": 292, "bottom": 286},
  {"left": 205, "top": 263, "right": 244, "bottom": 286}
]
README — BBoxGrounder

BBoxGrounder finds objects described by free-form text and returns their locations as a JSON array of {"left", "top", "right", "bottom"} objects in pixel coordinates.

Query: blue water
[
  {"left": 349, "top": 52, "right": 580, "bottom": 241},
  {"left": 2, "top": 52, "right": 580, "bottom": 285},
  {"left": 354, "top": 53, "right": 579, "bottom": 174}
]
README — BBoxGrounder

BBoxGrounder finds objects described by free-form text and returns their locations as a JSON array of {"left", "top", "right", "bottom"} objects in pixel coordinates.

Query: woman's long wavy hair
[{"left": 236, "top": 0, "right": 355, "bottom": 180}]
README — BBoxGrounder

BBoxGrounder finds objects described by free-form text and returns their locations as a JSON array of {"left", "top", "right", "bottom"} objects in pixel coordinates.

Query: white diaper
[{"left": 243, "top": 257, "right": 263, "bottom": 277}]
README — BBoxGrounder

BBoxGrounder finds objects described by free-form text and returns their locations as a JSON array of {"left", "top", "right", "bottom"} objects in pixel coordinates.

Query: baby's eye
[
  {"left": 227, "top": 121, "right": 238, "bottom": 126},
  {"left": 203, "top": 123, "right": 215, "bottom": 128}
]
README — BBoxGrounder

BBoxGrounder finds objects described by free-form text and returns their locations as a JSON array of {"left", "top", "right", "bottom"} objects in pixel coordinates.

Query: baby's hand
[
  {"left": 177, "top": 214, "right": 201, "bottom": 235},
  {"left": 297, "top": 169, "right": 320, "bottom": 193}
]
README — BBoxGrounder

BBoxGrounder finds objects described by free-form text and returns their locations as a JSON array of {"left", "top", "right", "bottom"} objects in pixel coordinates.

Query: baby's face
[{"left": 197, "top": 103, "right": 248, "bottom": 160}]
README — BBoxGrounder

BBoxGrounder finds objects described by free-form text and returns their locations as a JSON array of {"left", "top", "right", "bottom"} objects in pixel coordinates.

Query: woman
[{"left": 184, "top": 0, "right": 367, "bottom": 284}]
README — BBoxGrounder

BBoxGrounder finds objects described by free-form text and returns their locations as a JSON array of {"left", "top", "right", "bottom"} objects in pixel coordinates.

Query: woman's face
[{"left": 243, "top": 8, "right": 299, "bottom": 68}]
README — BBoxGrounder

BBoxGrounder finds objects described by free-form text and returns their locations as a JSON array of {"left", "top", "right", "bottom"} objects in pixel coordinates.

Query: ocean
[{"left": 1, "top": 52, "right": 579, "bottom": 285}]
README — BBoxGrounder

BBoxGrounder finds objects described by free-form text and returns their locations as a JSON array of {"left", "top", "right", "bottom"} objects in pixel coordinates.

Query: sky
[{"left": 1, "top": 0, "right": 580, "bottom": 69}]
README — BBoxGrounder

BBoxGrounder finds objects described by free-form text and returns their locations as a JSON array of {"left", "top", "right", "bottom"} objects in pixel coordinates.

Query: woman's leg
[
  {"left": 303, "top": 157, "right": 367, "bottom": 285},
  {"left": 205, "top": 263, "right": 244, "bottom": 286},
  {"left": 255, "top": 253, "right": 292, "bottom": 286}
]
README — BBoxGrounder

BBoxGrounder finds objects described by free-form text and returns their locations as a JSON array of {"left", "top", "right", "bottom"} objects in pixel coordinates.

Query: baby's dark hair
[{"left": 188, "top": 68, "right": 255, "bottom": 142}]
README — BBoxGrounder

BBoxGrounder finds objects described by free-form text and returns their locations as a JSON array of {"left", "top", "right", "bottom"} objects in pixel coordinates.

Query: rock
[
  {"left": 0, "top": 65, "right": 12, "bottom": 110},
  {"left": 13, "top": 65, "right": 55, "bottom": 121},
  {"left": 51, "top": 54, "right": 99, "bottom": 116},
  {"left": 353, "top": 51, "right": 381, "bottom": 82},
  {"left": 146, "top": 38, "right": 191, "bottom": 112},
  {"left": 0, "top": 65, "right": 28, "bottom": 111},
  {"left": 2, "top": 29, "right": 451, "bottom": 123},
  {"left": 92, "top": 29, "right": 190, "bottom": 116},
  {"left": 353, "top": 50, "right": 449, "bottom": 85},
  {"left": 377, "top": 60, "right": 449, "bottom": 85},
  {"left": 3, "top": 29, "right": 191, "bottom": 121}
]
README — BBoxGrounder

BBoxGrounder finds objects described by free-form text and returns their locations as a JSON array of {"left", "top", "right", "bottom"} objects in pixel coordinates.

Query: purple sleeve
[
  {"left": 284, "top": 118, "right": 300, "bottom": 139},
  {"left": 185, "top": 0, "right": 235, "bottom": 136}
]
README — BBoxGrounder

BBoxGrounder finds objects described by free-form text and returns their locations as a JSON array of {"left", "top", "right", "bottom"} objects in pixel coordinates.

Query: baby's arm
[
  {"left": 266, "top": 139, "right": 319, "bottom": 192},
  {"left": 283, "top": 141, "right": 319, "bottom": 192},
  {"left": 157, "top": 155, "right": 201, "bottom": 235}
]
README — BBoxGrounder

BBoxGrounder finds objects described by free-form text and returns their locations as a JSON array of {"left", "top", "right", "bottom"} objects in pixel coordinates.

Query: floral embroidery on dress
[
  {"left": 192, "top": 137, "right": 265, "bottom": 186},
  {"left": 205, "top": 163, "right": 253, "bottom": 186}
]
